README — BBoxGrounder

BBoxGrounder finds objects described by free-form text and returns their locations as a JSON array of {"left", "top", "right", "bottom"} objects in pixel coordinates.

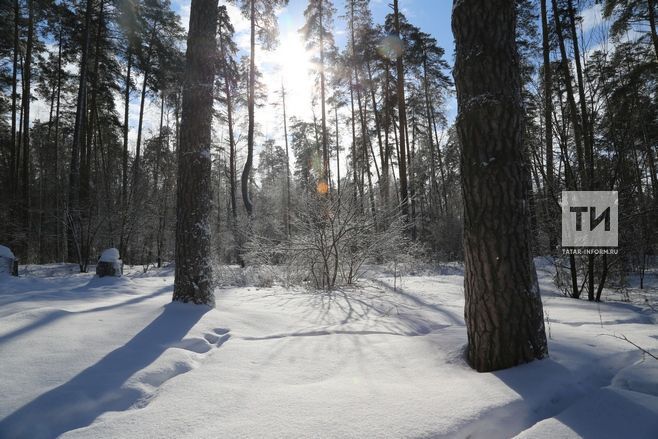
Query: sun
[{"left": 270, "top": 31, "right": 316, "bottom": 117}]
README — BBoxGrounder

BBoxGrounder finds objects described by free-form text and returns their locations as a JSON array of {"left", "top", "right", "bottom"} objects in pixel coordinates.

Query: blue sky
[
  {"left": 171, "top": 0, "right": 456, "bottom": 136},
  {"left": 163, "top": 0, "right": 458, "bottom": 169}
]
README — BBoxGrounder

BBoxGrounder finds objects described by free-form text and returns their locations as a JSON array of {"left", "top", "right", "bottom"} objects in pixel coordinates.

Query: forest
[
  {"left": 0, "top": 0, "right": 658, "bottom": 436},
  {"left": 1, "top": 0, "right": 656, "bottom": 293}
]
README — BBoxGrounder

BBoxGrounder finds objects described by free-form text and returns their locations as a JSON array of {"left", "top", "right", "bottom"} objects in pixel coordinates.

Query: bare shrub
[{"left": 245, "top": 191, "right": 410, "bottom": 289}]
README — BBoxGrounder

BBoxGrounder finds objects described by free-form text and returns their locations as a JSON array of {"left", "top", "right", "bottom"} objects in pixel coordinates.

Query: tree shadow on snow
[
  {"left": 0, "top": 302, "right": 210, "bottom": 439},
  {"left": 0, "top": 286, "right": 172, "bottom": 347},
  {"left": 455, "top": 342, "right": 651, "bottom": 438}
]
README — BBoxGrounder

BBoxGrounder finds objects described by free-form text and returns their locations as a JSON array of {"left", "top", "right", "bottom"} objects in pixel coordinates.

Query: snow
[
  {"left": 99, "top": 248, "right": 120, "bottom": 262},
  {"left": 0, "top": 261, "right": 656, "bottom": 438},
  {"left": 0, "top": 245, "right": 15, "bottom": 259}
]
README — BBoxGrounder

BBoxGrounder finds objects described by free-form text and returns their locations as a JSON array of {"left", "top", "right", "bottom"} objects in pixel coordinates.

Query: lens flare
[
  {"left": 317, "top": 181, "right": 329, "bottom": 194},
  {"left": 377, "top": 35, "right": 404, "bottom": 60}
]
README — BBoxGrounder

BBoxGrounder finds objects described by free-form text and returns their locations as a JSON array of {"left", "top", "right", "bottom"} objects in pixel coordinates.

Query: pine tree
[
  {"left": 604, "top": 0, "right": 658, "bottom": 61},
  {"left": 216, "top": 5, "right": 239, "bottom": 222},
  {"left": 237, "top": 0, "right": 289, "bottom": 216},
  {"left": 453, "top": 0, "right": 548, "bottom": 371},
  {"left": 300, "top": 0, "right": 336, "bottom": 192},
  {"left": 392, "top": 0, "right": 408, "bottom": 221},
  {"left": 173, "top": 0, "right": 218, "bottom": 306}
]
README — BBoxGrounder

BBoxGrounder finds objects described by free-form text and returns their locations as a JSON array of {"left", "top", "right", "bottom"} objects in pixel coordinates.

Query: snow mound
[
  {"left": 514, "top": 387, "right": 658, "bottom": 439},
  {"left": 0, "top": 245, "right": 15, "bottom": 259},
  {"left": 612, "top": 360, "right": 658, "bottom": 398},
  {"left": 99, "top": 248, "right": 120, "bottom": 262}
]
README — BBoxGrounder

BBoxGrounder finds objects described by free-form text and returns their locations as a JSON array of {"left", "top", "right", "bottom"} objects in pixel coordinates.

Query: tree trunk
[
  {"left": 349, "top": 76, "right": 360, "bottom": 204},
  {"left": 541, "top": 0, "right": 557, "bottom": 251},
  {"left": 335, "top": 106, "right": 341, "bottom": 196},
  {"left": 382, "top": 66, "right": 391, "bottom": 204},
  {"left": 173, "top": 0, "right": 218, "bottom": 306},
  {"left": 242, "top": 0, "right": 256, "bottom": 216},
  {"left": 219, "top": 27, "right": 237, "bottom": 222},
  {"left": 319, "top": 0, "right": 329, "bottom": 188},
  {"left": 647, "top": 0, "right": 658, "bottom": 62},
  {"left": 453, "top": 0, "right": 548, "bottom": 372},
  {"left": 393, "top": 0, "right": 409, "bottom": 220},
  {"left": 120, "top": 48, "right": 131, "bottom": 258},
  {"left": 19, "top": 0, "right": 34, "bottom": 260},
  {"left": 366, "top": 59, "right": 385, "bottom": 195},
  {"left": 551, "top": 0, "right": 585, "bottom": 183},
  {"left": 282, "top": 84, "right": 292, "bottom": 238},
  {"left": 408, "top": 110, "right": 417, "bottom": 240},
  {"left": 566, "top": 0, "right": 597, "bottom": 300},
  {"left": 54, "top": 23, "right": 64, "bottom": 261},
  {"left": 430, "top": 104, "right": 449, "bottom": 211},
  {"left": 10, "top": 0, "right": 19, "bottom": 204},
  {"left": 133, "top": 65, "right": 150, "bottom": 193},
  {"left": 422, "top": 56, "right": 440, "bottom": 215},
  {"left": 68, "top": 0, "right": 92, "bottom": 268},
  {"left": 566, "top": 0, "right": 593, "bottom": 186}
]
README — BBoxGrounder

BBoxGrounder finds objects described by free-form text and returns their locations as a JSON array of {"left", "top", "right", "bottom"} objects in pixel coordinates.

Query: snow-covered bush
[{"left": 246, "top": 191, "right": 411, "bottom": 290}]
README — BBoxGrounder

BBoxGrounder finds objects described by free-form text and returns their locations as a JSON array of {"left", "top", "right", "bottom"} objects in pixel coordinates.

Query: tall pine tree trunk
[
  {"left": 552, "top": 0, "right": 585, "bottom": 182},
  {"left": 173, "top": 0, "right": 218, "bottom": 306},
  {"left": 10, "top": 0, "right": 19, "bottom": 209},
  {"left": 242, "top": 0, "right": 256, "bottom": 216},
  {"left": 282, "top": 84, "right": 292, "bottom": 238},
  {"left": 68, "top": 0, "right": 92, "bottom": 268},
  {"left": 393, "top": 0, "right": 408, "bottom": 220},
  {"left": 648, "top": 0, "right": 658, "bottom": 62},
  {"left": 453, "top": 0, "right": 548, "bottom": 372},
  {"left": 540, "top": 0, "right": 557, "bottom": 251},
  {"left": 334, "top": 106, "right": 340, "bottom": 196},
  {"left": 566, "top": 0, "right": 597, "bottom": 301},
  {"left": 319, "top": 0, "right": 329, "bottom": 188},
  {"left": 19, "top": 0, "right": 34, "bottom": 260},
  {"left": 54, "top": 23, "right": 64, "bottom": 261},
  {"left": 120, "top": 48, "right": 131, "bottom": 258},
  {"left": 218, "top": 27, "right": 237, "bottom": 223},
  {"left": 349, "top": 78, "right": 359, "bottom": 204}
]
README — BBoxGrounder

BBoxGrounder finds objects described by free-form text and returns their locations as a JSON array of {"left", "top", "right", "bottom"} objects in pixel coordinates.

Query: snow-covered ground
[{"left": 1, "top": 260, "right": 657, "bottom": 438}]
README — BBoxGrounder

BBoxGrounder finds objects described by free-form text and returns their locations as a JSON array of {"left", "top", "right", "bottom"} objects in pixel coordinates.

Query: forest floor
[{"left": 1, "top": 259, "right": 657, "bottom": 438}]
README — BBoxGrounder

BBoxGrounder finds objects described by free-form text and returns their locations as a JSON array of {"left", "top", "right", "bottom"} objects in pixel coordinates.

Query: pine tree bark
[
  {"left": 453, "top": 0, "right": 548, "bottom": 372},
  {"left": 349, "top": 74, "right": 361, "bottom": 204},
  {"left": 282, "top": 84, "right": 292, "bottom": 238},
  {"left": 20, "top": 0, "right": 34, "bottom": 259},
  {"left": 334, "top": 106, "right": 341, "bottom": 196},
  {"left": 123, "top": 50, "right": 131, "bottom": 211},
  {"left": 133, "top": 22, "right": 159, "bottom": 196},
  {"left": 10, "top": 0, "right": 19, "bottom": 204},
  {"left": 318, "top": 0, "right": 329, "bottom": 188},
  {"left": 218, "top": 25, "right": 237, "bottom": 222},
  {"left": 68, "top": 0, "right": 92, "bottom": 267},
  {"left": 551, "top": 0, "right": 585, "bottom": 183},
  {"left": 242, "top": 0, "right": 256, "bottom": 216},
  {"left": 393, "top": 0, "right": 408, "bottom": 220},
  {"left": 173, "top": 0, "right": 218, "bottom": 306},
  {"left": 648, "top": 0, "right": 658, "bottom": 62},
  {"left": 540, "top": 0, "right": 557, "bottom": 251},
  {"left": 54, "top": 23, "right": 64, "bottom": 261}
]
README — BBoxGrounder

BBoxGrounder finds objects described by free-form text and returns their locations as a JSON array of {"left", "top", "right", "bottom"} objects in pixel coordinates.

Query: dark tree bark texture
[
  {"left": 173, "top": 0, "right": 218, "bottom": 306},
  {"left": 452, "top": 0, "right": 548, "bottom": 372}
]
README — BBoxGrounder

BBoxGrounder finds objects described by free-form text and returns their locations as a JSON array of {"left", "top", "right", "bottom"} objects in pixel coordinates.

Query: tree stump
[
  {"left": 0, "top": 245, "right": 18, "bottom": 276},
  {"left": 96, "top": 248, "right": 123, "bottom": 277}
]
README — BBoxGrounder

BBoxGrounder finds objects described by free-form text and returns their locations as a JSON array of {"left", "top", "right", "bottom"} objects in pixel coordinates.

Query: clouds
[{"left": 580, "top": 2, "right": 604, "bottom": 35}]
